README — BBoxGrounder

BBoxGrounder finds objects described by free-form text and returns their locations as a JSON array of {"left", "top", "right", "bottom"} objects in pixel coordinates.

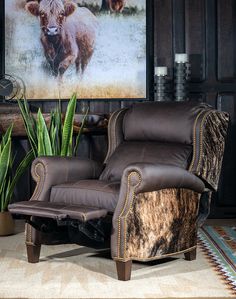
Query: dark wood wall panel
[
  {"left": 216, "top": 94, "right": 236, "bottom": 207},
  {"left": 89, "top": 101, "right": 110, "bottom": 114},
  {"left": 154, "top": 0, "right": 173, "bottom": 74},
  {"left": 172, "top": 0, "right": 185, "bottom": 55},
  {"left": 188, "top": 93, "right": 206, "bottom": 102},
  {"left": 153, "top": 0, "right": 236, "bottom": 218},
  {"left": 185, "top": 0, "right": 206, "bottom": 81},
  {"left": 205, "top": 0, "right": 217, "bottom": 82},
  {"left": 217, "top": 0, "right": 236, "bottom": 81},
  {"left": 211, "top": 94, "right": 236, "bottom": 217},
  {"left": 12, "top": 139, "right": 31, "bottom": 203}
]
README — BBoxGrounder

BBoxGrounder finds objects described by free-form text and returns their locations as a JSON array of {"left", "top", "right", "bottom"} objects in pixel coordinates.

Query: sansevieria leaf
[
  {"left": 0, "top": 138, "right": 11, "bottom": 198},
  {"left": 2, "top": 178, "right": 11, "bottom": 212},
  {"left": 1, "top": 125, "right": 13, "bottom": 147},
  {"left": 55, "top": 106, "right": 62, "bottom": 155},
  {"left": 37, "top": 109, "right": 45, "bottom": 156},
  {"left": 17, "top": 99, "right": 37, "bottom": 157},
  {"left": 61, "top": 93, "right": 77, "bottom": 156},
  {"left": 1, "top": 177, "right": 7, "bottom": 211},
  {"left": 3, "top": 149, "right": 34, "bottom": 211},
  {"left": 73, "top": 107, "right": 89, "bottom": 156},
  {"left": 37, "top": 109, "right": 53, "bottom": 156}
]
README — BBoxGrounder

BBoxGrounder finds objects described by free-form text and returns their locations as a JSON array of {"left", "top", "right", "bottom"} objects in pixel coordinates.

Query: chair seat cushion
[{"left": 50, "top": 180, "right": 120, "bottom": 212}]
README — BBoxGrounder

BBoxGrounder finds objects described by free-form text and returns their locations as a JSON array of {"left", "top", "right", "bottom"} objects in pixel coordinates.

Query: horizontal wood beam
[{"left": 0, "top": 111, "right": 107, "bottom": 137}]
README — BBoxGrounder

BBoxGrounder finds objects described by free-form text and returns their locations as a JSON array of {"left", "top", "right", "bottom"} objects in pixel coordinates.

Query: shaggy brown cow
[
  {"left": 106, "top": 0, "right": 126, "bottom": 12},
  {"left": 25, "top": 0, "right": 98, "bottom": 77}
]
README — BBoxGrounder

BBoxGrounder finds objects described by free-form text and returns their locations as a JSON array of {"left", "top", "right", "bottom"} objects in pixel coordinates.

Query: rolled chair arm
[
  {"left": 30, "top": 157, "right": 103, "bottom": 202},
  {"left": 121, "top": 162, "right": 205, "bottom": 194},
  {"left": 112, "top": 163, "right": 205, "bottom": 260}
]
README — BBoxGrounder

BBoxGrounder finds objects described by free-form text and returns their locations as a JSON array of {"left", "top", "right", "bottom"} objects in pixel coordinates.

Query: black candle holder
[
  {"left": 174, "top": 62, "right": 190, "bottom": 101},
  {"left": 154, "top": 75, "right": 167, "bottom": 101}
]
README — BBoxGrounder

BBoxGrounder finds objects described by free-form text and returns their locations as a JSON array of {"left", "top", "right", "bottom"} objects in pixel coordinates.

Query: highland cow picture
[{"left": 4, "top": 0, "right": 147, "bottom": 100}]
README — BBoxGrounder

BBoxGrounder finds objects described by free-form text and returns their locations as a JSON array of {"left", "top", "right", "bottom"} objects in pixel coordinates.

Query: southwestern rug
[
  {"left": 0, "top": 221, "right": 235, "bottom": 298},
  {"left": 198, "top": 226, "right": 236, "bottom": 296}
]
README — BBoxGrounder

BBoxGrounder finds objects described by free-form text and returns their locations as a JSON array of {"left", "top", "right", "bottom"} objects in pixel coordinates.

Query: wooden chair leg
[
  {"left": 26, "top": 244, "right": 41, "bottom": 263},
  {"left": 184, "top": 248, "right": 197, "bottom": 261},
  {"left": 116, "top": 260, "right": 132, "bottom": 281}
]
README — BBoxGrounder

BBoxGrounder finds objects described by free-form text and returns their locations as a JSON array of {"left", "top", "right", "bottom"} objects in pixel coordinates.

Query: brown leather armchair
[{"left": 9, "top": 101, "right": 229, "bottom": 281}]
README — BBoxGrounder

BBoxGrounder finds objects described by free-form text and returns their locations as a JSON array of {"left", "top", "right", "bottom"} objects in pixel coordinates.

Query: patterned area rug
[
  {"left": 0, "top": 221, "right": 234, "bottom": 298},
  {"left": 198, "top": 226, "right": 236, "bottom": 296}
]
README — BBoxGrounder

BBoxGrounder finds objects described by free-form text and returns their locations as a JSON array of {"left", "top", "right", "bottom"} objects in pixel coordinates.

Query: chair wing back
[
  {"left": 189, "top": 109, "right": 229, "bottom": 191},
  {"left": 101, "top": 101, "right": 229, "bottom": 191},
  {"left": 103, "top": 108, "right": 128, "bottom": 164}
]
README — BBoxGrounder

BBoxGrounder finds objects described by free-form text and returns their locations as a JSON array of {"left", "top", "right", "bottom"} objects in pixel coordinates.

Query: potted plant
[
  {"left": 18, "top": 93, "right": 89, "bottom": 158},
  {"left": 0, "top": 94, "right": 88, "bottom": 236},
  {"left": 0, "top": 126, "right": 33, "bottom": 236}
]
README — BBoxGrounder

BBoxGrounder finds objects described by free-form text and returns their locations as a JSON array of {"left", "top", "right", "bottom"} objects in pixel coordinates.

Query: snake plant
[
  {"left": 0, "top": 126, "right": 34, "bottom": 212},
  {"left": 0, "top": 94, "right": 88, "bottom": 211},
  {"left": 17, "top": 93, "right": 88, "bottom": 158}
]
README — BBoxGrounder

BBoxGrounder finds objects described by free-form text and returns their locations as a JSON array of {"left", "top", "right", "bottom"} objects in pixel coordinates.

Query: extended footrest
[{"left": 8, "top": 201, "right": 108, "bottom": 222}]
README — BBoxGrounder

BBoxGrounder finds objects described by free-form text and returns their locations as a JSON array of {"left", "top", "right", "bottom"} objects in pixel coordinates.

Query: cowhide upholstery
[
  {"left": 189, "top": 110, "right": 229, "bottom": 191},
  {"left": 119, "top": 188, "right": 200, "bottom": 260}
]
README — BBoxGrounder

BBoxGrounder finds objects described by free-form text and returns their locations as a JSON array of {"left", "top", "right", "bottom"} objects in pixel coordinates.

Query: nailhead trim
[
  {"left": 117, "top": 171, "right": 141, "bottom": 259},
  {"left": 25, "top": 162, "right": 45, "bottom": 244},
  {"left": 196, "top": 111, "right": 213, "bottom": 172},
  {"left": 189, "top": 110, "right": 207, "bottom": 171},
  {"left": 104, "top": 109, "right": 127, "bottom": 164}
]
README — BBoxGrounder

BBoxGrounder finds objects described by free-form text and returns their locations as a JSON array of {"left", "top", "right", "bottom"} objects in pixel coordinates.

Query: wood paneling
[
  {"left": 172, "top": 0, "right": 185, "bottom": 55},
  {"left": 211, "top": 94, "right": 236, "bottom": 217},
  {"left": 217, "top": 94, "right": 236, "bottom": 203},
  {"left": 154, "top": 0, "right": 173, "bottom": 74},
  {"left": 217, "top": 0, "right": 236, "bottom": 81},
  {"left": 153, "top": 0, "right": 236, "bottom": 218},
  {"left": 185, "top": 0, "right": 206, "bottom": 81}
]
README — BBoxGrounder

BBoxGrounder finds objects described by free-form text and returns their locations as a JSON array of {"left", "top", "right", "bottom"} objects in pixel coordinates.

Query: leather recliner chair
[{"left": 9, "top": 101, "right": 229, "bottom": 281}]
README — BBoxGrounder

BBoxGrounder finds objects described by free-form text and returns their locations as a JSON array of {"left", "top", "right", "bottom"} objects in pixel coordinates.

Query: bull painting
[
  {"left": 25, "top": 0, "right": 98, "bottom": 77},
  {"left": 4, "top": 0, "right": 147, "bottom": 100}
]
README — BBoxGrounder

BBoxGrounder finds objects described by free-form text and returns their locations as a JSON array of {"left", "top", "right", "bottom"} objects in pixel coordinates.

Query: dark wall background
[
  {"left": 154, "top": 0, "right": 236, "bottom": 218},
  {"left": 1, "top": 0, "right": 236, "bottom": 218}
]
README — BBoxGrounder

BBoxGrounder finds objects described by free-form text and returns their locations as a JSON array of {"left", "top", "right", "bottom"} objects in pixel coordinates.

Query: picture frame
[{"left": 0, "top": 0, "right": 153, "bottom": 101}]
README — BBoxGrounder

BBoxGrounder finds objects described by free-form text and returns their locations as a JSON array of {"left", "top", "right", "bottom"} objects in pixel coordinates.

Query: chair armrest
[
  {"left": 111, "top": 163, "right": 204, "bottom": 260},
  {"left": 30, "top": 157, "right": 103, "bottom": 202},
  {"left": 121, "top": 162, "right": 205, "bottom": 194}
]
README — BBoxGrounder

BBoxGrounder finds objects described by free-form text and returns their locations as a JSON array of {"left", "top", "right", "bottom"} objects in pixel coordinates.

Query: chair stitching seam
[
  {"left": 113, "top": 245, "right": 197, "bottom": 261},
  {"left": 51, "top": 185, "right": 118, "bottom": 194}
]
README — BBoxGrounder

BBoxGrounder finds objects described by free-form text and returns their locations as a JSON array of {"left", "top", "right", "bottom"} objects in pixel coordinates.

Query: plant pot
[{"left": 0, "top": 211, "right": 15, "bottom": 236}]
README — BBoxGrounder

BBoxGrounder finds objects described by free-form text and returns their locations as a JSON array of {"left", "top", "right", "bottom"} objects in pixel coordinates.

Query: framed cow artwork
[{"left": 0, "top": 0, "right": 152, "bottom": 100}]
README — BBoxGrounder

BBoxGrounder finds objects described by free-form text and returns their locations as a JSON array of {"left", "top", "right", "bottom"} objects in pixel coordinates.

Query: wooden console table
[{"left": 0, "top": 105, "right": 108, "bottom": 137}]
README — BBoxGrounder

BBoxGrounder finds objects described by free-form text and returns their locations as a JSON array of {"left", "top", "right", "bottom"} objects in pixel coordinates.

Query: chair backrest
[{"left": 100, "top": 101, "right": 229, "bottom": 191}]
